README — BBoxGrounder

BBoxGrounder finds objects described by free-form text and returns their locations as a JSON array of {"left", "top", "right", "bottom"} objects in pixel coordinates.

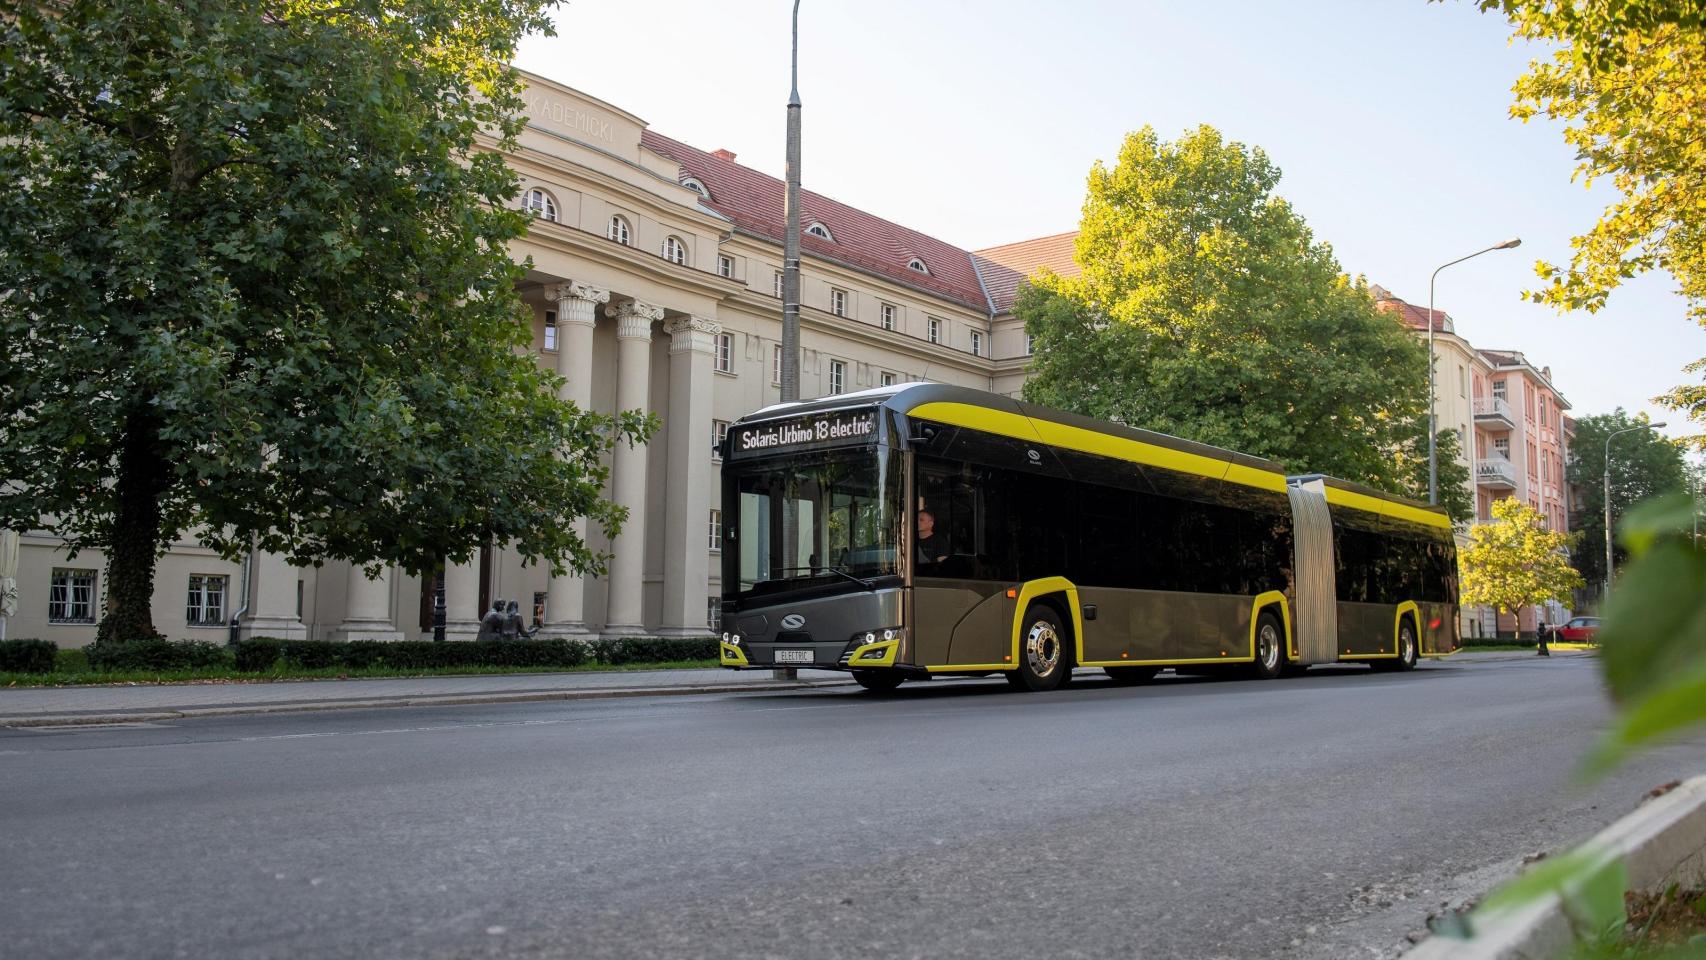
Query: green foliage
[
  {"left": 0, "top": 639, "right": 57, "bottom": 674},
  {"left": 1565, "top": 410, "right": 1688, "bottom": 586},
  {"left": 1469, "top": 0, "right": 1706, "bottom": 449},
  {"left": 84, "top": 638, "right": 228, "bottom": 672},
  {"left": 1589, "top": 493, "right": 1706, "bottom": 773},
  {"left": 231, "top": 636, "right": 717, "bottom": 672},
  {"left": 1460, "top": 497, "right": 1585, "bottom": 615},
  {"left": 1019, "top": 125, "right": 1460, "bottom": 518},
  {"left": 0, "top": 0, "right": 650, "bottom": 643}
]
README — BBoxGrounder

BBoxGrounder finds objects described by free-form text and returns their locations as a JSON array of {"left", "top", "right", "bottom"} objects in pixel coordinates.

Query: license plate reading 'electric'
[{"left": 774, "top": 649, "right": 813, "bottom": 664}]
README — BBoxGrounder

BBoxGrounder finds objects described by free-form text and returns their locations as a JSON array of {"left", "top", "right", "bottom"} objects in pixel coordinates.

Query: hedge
[
  {"left": 85, "top": 638, "right": 228, "bottom": 672},
  {"left": 231, "top": 636, "right": 718, "bottom": 673},
  {"left": 0, "top": 638, "right": 58, "bottom": 674}
]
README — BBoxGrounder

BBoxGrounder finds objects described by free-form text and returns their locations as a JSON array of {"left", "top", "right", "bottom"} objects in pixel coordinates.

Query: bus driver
[{"left": 915, "top": 508, "right": 948, "bottom": 568}]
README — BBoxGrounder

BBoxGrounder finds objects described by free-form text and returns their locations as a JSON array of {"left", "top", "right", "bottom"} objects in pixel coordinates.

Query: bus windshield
[{"left": 722, "top": 446, "right": 903, "bottom": 601}]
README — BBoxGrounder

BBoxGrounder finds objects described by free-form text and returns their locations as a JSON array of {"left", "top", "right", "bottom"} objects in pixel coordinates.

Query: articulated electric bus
[{"left": 717, "top": 383, "right": 1458, "bottom": 692}]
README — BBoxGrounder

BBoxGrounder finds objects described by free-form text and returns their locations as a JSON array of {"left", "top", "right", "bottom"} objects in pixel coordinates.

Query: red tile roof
[
  {"left": 1369, "top": 285, "right": 1452, "bottom": 333},
  {"left": 641, "top": 130, "right": 994, "bottom": 314},
  {"left": 972, "top": 231, "right": 1081, "bottom": 312}
]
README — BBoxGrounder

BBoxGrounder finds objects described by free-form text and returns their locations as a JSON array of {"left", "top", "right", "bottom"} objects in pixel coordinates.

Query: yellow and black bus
[{"left": 717, "top": 383, "right": 1458, "bottom": 692}]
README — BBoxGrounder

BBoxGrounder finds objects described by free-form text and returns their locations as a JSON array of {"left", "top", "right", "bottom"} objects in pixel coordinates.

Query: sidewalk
[{"left": 0, "top": 667, "right": 855, "bottom": 727}]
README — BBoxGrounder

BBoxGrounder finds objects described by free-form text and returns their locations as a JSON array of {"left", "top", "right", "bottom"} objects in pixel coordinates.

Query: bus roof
[{"left": 736, "top": 382, "right": 1450, "bottom": 527}]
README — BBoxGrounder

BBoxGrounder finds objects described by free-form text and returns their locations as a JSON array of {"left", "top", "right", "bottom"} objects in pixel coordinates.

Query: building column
[
  {"left": 540, "top": 281, "right": 609, "bottom": 637},
  {"left": 335, "top": 563, "right": 402, "bottom": 642},
  {"left": 442, "top": 557, "right": 481, "bottom": 642},
  {"left": 659, "top": 315, "right": 720, "bottom": 637},
  {"left": 601, "top": 298, "right": 662, "bottom": 638},
  {"left": 237, "top": 548, "right": 308, "bottom": 641}
]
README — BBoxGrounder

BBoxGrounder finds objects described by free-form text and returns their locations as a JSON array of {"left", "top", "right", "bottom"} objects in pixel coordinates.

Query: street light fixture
[
  {"left": 1603, "top": 421, "right": 1667, "bottom": 603},
  {"left": 1427, "top": 237, "right": 1521, "bottom": 505}
]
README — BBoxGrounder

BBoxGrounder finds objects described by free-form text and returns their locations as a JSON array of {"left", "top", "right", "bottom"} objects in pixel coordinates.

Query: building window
[
  {"left": 714, "top": 332, "right": 733, "bottom": 373},
  {"left": 969, "top": 330, "right": 984, "bottom": 357},
  {"left": 1492, "top": 378, "right": 1507, "bottom": 400},
  {"left": 830, "top": 288, "right": 848, "bottom": 317},
  {"left": 880, "top": 371, "right": 896, "bottom": 387},
  {"left": 663, "top": 235, "right": 688, "bottom": 266},
  {"left": 1458, "top": 365, "right": 1467, "bottom": 398},
  {"left": 522, "top": 188, "right": 557, "bottom": 222},
  {"left": 532, "top": 591, "right": 547, "bottom": 625},
  {"left": 773, "top": 270, "right": 784, "bottom": 298},
  {"left": 543, "top": 310, "right": 557, "bottom": 351},
  {"left": 1026, "top": 333, "right": 1036, "bottom": 356},
  {"left": 681, "top": 176, "right": 710, "bottom": 199},
  {"left": 186, "top": 574, "right": 227, "bottom": 627},
  {"left": 712, "top": 419, "right": 730, "bottom": 459},
  {"left": 718, "top": 255, "right": 734, "bottom": 278},
  {"left": 708, "top": 508, "right": 723, "bottom": 551},
  {"left": 907, "top": 257, "right": 929, "bottom": 274},
  {"left": 707, "top": 596, "right": 722, "bottom": 631},
  {"left": 880, "top": 303, "right": 896, "bottom": 331},
  {"left": 48, "top": 568, "right": 96, "bottom": 623},
  {"left": 772, "top": 344, "right": 782, "bottom": 385},
  {"left": 1494, "top": 437, "right": 1511, "bottom": 458},
  {"left": 927, "top": 317, "right": 941, "bottom": 344},
  {"left": 806, "top": 221, "right": 834, "bottom": 241},
  {"left": 607, "top": 215, "right": 631, "bottom": 246},
  {"left": 829, "top": 359, "right": 846, "bottom": 395}
]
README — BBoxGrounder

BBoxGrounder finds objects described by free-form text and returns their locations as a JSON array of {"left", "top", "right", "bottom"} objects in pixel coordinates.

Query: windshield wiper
[{"left": 772, "top": 565, "right": 875, "bottom": 591}]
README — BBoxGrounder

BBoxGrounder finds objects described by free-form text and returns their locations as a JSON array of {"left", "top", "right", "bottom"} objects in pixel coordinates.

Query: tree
[
  {"left": 1019, "top": 125, "right": 1468, "bottom": 520},
  {"left": 1459, "top": 497, "right": 1585, "bottom": 628},
  {"left": 1471, "top": 0, "right": 1706, "bottom": 448},
  {"left": 1564, "top": 410, "right": 1687, "bottom": 587},
  {"left": 0, "top": 0, "right": 650, "bottom": 643}
]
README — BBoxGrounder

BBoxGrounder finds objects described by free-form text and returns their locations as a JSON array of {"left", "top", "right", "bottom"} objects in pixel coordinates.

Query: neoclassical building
[{"left": 9, "top": 71, "right": 1042, "bottom": 646}]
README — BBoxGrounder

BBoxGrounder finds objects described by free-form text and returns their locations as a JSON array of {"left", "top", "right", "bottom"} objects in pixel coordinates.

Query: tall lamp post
[
  {"left": 1604, "top": 421, "right": 1666, "bottom": 603},
  {"left": 776, "top": 1, "right": 804, "bottom": 680},
  {"left": 1427, "top": 238, "right": 1521, "bottom": 504}
]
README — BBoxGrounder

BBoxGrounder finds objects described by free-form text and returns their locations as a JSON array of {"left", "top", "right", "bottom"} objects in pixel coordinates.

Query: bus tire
[
  {"left": 1374, "top": 618, "right": 1419, "bottom": 673},
  {"left": 1104, "top": 665, "right": 1159, "bottom": 685},
  {"left": 1250, "top": 611, "right": 1284, "bottom": 680},
  {"left": 852, "top": 670, "right": 905, "bottom": 692},
  {"left": 1016, "top": 603, "right": 1071, "bottom": 691}
]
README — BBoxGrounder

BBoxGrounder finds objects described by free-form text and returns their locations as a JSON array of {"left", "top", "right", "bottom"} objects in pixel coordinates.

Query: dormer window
[
  {"left": 907, "top": 257, "right": 929, "bottom": 275},
  {"left": 805, "top": 222, "right": 834, "bottom": 241},
  {"left": 523, "top": 188, "right": 557, "bottom": 222},
  {"left": 680, "top": 176, "right": 710, "bottom": 200},
  {"left": 607, "top": 215, "right": 631, "bottom": 246}
]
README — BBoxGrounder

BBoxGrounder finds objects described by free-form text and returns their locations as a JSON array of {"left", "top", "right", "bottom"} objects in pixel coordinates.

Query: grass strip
[{"left": 1, "top": 659, "right": 722, "bottom": 688}]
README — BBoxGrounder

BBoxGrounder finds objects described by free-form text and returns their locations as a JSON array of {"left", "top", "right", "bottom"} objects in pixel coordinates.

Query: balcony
[
  {"left": 1473, "top": 396, "right": 1516, "bottom": 430},
  {"left": 1476, "top": 456, "right": 1518, "bottom": 490}
]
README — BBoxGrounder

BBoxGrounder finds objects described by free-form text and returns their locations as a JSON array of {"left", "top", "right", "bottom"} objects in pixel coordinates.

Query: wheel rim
[
  {"left": 1026, "top": 620, "right": 1061, "bottom": 677},
  {"left": 1401, "top": 626, "right": 1415, "bottom": 663},
  {"left": 1258, "top": 623, "right": 1280, "bottom": 671}
]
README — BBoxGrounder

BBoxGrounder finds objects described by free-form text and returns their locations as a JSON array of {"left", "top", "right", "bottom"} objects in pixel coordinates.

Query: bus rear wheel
[
  {"left": 852, "top": 669, "right": 905, "bottom": 692},
  {"left": 1374, "top": 619, "right": 1419, "bottom": 673},
  {"left": 1250, "top": 612, "right": 1284, "bottom": 680},
  {"left": 1104, "top": 665, "right": 1159, "bottom": 685},
  {"left": 1014, "top": 604, "right": 1071, "bottom": 692}
]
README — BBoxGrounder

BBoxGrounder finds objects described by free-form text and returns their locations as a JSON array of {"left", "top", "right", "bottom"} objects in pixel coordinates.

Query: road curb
[
  {"left": 0, "top": 678, "right": 858, "bottom": 728},
  {"left": 1406, "top": 775, "right": 1706, "bottom": 959}
]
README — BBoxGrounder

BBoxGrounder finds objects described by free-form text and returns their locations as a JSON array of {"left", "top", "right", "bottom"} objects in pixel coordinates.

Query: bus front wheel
[
  {"left": 852, "top": 670, "right": 905, "bottom": 692},
  {"left": 1014, "top": 604, "right": 1071, "bottom": 692}
]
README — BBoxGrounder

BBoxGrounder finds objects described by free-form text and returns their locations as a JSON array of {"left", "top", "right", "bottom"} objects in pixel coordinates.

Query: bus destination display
[{"left": 729, "top": 408, "right": 878, "bottom": 458}]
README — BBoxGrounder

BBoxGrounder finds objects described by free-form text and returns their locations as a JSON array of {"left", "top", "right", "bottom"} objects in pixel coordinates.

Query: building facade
[{"left": 8, "top": 72, "right": 1038, "bottom": 647}]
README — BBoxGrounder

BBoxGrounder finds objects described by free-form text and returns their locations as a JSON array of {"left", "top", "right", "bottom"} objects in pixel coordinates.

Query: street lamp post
[
  {"left": 1427, "top": 238, "right": 1521, "bottom": 504},
  {"left": 781, "top": 0, "right": 802, "bottom": 404},
  {"left": 1603, "top": 421, "right": 1666, "bottom": 603}
]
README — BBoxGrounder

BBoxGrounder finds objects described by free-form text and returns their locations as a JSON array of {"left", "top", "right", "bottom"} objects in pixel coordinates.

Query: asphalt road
[{"left": 5, "top": 655, "right": 1705, "bottom": 960}]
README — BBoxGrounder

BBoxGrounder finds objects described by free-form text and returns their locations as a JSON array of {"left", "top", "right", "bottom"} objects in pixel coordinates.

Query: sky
[{"left": 515, "top": 0, "right": 1704, "bottom": 443}]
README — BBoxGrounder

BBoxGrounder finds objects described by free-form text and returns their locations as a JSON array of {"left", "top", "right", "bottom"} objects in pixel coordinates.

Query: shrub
[
  {"left": 234, "top": 638, "right": 285, "bottom": 672},
  {"left": 593, "top": 636, "right": 717, "bottom": 665},
  {"left": 0, "top": 638, "right": 58, "bottom": 674},
  {"left": 279, "top": 641, "right": 340, "bottom": 670},
  {"left": 85, "top": 638, "right": 229, "bottom": 672}
]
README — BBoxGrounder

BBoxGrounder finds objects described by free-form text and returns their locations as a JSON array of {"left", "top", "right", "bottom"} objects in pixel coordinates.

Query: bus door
[{"left": 913, "top": 462, "right": 1008, "bottom": 668}]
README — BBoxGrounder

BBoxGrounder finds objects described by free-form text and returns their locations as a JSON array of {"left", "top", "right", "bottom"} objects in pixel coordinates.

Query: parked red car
[{"left": 1548, "top": 616, "right": 1601, "bottom": 643}]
